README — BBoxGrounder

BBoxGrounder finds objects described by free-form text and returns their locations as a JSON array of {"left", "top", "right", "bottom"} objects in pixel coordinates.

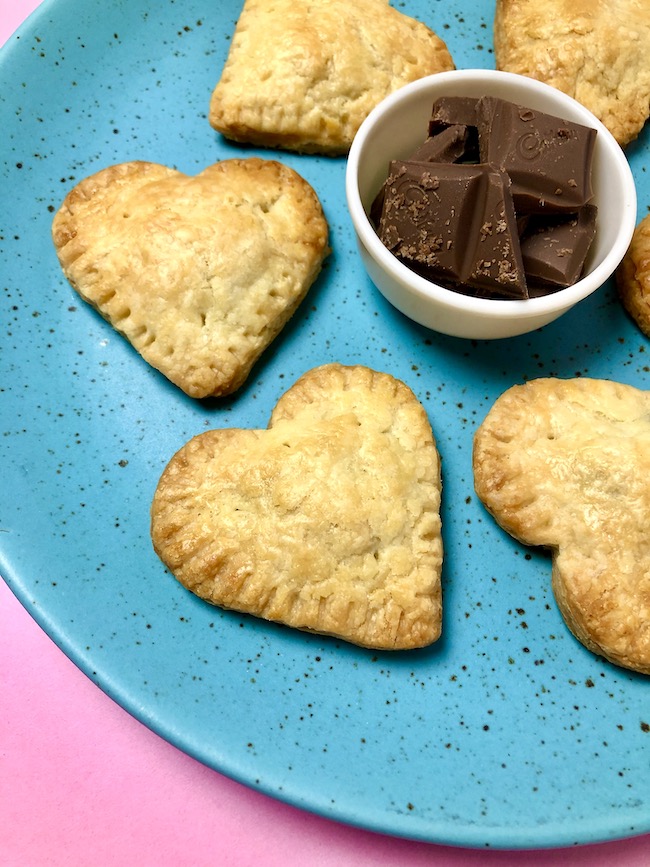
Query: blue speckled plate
[{"left": 1, "top": 0, "right": 648, "bottom": 849}]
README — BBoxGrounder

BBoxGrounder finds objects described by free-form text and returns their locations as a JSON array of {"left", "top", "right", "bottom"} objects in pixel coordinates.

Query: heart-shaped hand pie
[
  {"left": 209, "top": 0, "right": 455, "bottom": 154},
  {"left": 151, "top": 364, "right": 443, "bottom": 650},
  {"left": 473, "top": 377, "right": 650, "bottom": 674},
  {"left": 52, "top": 158, "right": 329, "bottom": 397},
  {"left": 494, "top": 0, "right": 650, "bottom": 147}
]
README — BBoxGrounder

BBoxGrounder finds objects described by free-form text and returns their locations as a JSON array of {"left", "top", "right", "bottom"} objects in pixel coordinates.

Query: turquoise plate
[{"left": 1, "top": 0, "right": 648, "bottom": 849}]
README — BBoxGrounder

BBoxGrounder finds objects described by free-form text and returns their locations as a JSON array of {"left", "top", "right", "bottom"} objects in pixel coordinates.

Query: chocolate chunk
[
  {"left": 378, "top": 160, "right": 482, "bottom": 282},
  {"left": 371, "top": 94, "right": 598, "bottom": 301},
  {"left": 369, "top": 185, "right": 386, "bottom": 229},
  {"left": 464, "top": 167, "right": 528, "bottom": 299},
  {"left": 370, "top": 126, "right": 470, "bottom": 227},
  {"left": 429, "top": 96, "right": 480, "bottom": 133},
  {"left": 429, "top": 97, "right": 480, "bottom": 161},
  {"left": 477, "top": 96, "right": 596, "bottom": 215},
  {"left": 408, "top": 124, "right": 471, "bottom": 163},
  {"left": 370, "top": 124, "right": 468, "bottom": 228},
  {"left": 520, "top": 205, "right": 598, "bottom": 290},
  {"left": 377, "top": 160, "right": 527, "bottom": 299}
]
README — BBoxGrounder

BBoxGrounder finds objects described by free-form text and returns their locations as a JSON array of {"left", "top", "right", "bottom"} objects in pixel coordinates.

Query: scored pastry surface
[
  {"left": 52, "top": 158, "right": 329, "bottom": 398},
  {"left": 209, "top": 0, "right": 455, "bottom": 154},
  {"left": 494, "top": 0, "right": 650, "bottom": 146},
  {"left": 473, "top": 377, "right": 650, "bottom": 674},
  {"left": 151, "top": 364, "right": 444, "bottom": 650}
]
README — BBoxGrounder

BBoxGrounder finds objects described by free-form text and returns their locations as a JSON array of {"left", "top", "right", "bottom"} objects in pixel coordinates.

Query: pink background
[{"left": 1, "top": 2, "right": 649, "bottom": 864}]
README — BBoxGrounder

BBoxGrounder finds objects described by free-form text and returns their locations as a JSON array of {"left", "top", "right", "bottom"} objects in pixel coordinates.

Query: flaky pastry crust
[
  {"left": 209, "top": 0, "right": 454, "bottom": 154},
  {"left": 616, "top": 214, "right": 650, "bottom": 337},
  {"left": 494, "top": 0, "right": 650, "bottom": 147},
  {"left": 52, "top": 159, "right": 329, "bottom": 398},
  {"left": 151, "top": 364, "right": 443, "bottom": 650},
  {"left": 473, "top": 377, "right": 650, "bottom": 674}
]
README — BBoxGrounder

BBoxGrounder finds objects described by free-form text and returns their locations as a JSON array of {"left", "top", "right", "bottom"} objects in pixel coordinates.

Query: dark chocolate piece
[
  {"left": 520, "top": 204, "right": 598, "bottom": 290},
  {"left": 377, "top": 160, "right": 527, "bottom": 299},
  {"left": 477, "top": 96, "right": 596, "bottom": 215}
]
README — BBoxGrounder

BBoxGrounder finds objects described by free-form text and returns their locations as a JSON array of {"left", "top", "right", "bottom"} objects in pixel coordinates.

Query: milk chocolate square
[
  {"left": 378, "top": 160, "right": 527, "bottom": 298},
  {"left": 477, "top": 96, "right": 596, "bottom": 215},
  {"left": 521, "top": 205, "right": 598, "bottom": 290}
]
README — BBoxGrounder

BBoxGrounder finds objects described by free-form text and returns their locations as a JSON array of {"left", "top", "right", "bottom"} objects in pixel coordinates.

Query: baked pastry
[
  {"left": 151, "top": 364, "right": 443, "bottom": 649},
  {"left": 52, "top": 159, "right": 329, "bottom": 398},
  {"left": 616, "top": 213, "right": 650, "bottom": 337},
  {"left": 494, "top": 0, "right": 650, "bottom": 147},
  {"left": 209, "top": 0, "right": 455, "bottom": 154},
  {"left": 473, "top": 377, "right": 650, "bottom": 674}
]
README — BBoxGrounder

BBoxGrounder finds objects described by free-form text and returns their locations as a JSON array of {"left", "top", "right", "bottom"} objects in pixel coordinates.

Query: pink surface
[{"left": 2, "top": 3, "right": 649, "bottom": 865}]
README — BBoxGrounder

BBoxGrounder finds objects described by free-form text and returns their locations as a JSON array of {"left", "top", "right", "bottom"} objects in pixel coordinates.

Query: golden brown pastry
[
  {"left": 151, "top": 364, "right": 443, "bottom": 649},
  {"left": 209, "top": 0, "right": 455, "bottom": 154},
  {"left": 494, "top": 0, "right": 650, "bottom": 147},
  {"left": 616, "top": 213, "right": 650, "bottom": 337},
  {"left": 473, "top": 377, "right": 650, "bottom": 674},
  {"left": 52, "top": 159, "right": 329, "bottom": 398}
]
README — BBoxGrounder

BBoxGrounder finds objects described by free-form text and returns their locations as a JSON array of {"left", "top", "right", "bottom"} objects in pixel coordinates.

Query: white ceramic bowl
[{"left": 345, "top": 69, "right": 637, "bottom": 340}]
